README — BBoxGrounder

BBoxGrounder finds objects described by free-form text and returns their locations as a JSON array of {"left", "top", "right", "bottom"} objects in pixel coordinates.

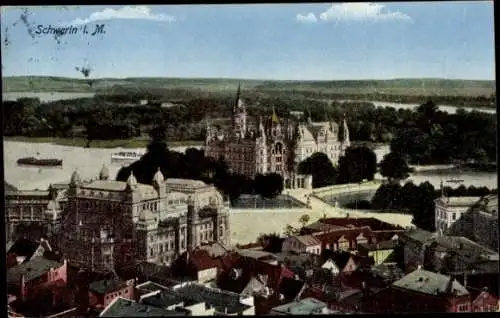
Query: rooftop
[
  {"left": 89, "top": 279, "right": 128, "bottom": 295},
  {"left": 82, "top": 180, "right": 154, "bottom": 194},
  {"left": 403, "top": 229, "right": 436, "bottom": 244},
  {"left": 358, "top": 240, "right": 395, "bottom": 251},
  {"left": 271, "top": 297, "right": 334, "bottom": 315},
  {"left": 294, "top": 235, "right": 321, "bottom": 247},
  {"left": 165, "top": 178, "right": 207, "bottom": 188},
  {"left": 319, "top": 217, "right": 404, "bottom": 231},
  {"left": 99, "top": 297, "right": 187, "bottom": 317},
  {"left": 442, "top": 196, "right": 481, "bottom": 207},
  {"left": 167, "top": 282, "right": 252, "bottom": 314},
  {"left": 392, "top": 269, "right": 469, "bottom": 296},
  {"left": 7, "top": 257, "right": 64, "bottom": 285},
  {"left": 136, "top": 281, "right": 170, "bottom": 294},
  {"left": 141, "top": 291, "right": 183, "bottom": 309},
  {"left": 7, "top": 238, "right": 40, "bottom": 258}
]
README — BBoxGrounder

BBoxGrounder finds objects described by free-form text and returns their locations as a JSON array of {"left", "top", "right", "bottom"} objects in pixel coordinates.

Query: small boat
[
  {"left": 17, "top": 156, "right": 63, "bottom": 167},
  {"left": 111, "top": 151, "right": 145, "bottom": 161}
]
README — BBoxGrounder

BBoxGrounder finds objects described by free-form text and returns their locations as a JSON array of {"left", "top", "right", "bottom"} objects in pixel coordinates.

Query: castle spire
[
  {"left": 126, "top": 171, "right": 138, "bottom": 189},
  {"left": 271, "top": 107, "right": 279, "bottom": 124},
  {"left": 234, "top": 82, "right": 241, "bottom": 109},
  {"left": 341, "top": 113, "right": 351, "bottom": 149}
]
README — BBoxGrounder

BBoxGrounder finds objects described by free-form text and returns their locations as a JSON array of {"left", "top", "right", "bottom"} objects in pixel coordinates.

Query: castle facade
[{"left": 204, "top": 85, "right": 350, "bottom": 188}]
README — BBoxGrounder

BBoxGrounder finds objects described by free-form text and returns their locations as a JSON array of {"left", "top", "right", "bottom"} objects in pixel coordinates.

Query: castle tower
[
  {"left": 125, "top": 171, "right": 141, "bottom": 203},
  {"left": 68, "top": 169, "right": 82, "bottom": 196},
  {"left": 186, "top": 195, "right": 197, "bottom": 250},
  {"left": 255, "top": 116, "right": 268, "bottom": 175},
  {"left": 341, "top": 114, "right": 351, "bottom": 153},
  {"left": 152, "top": 167, "right": 166, "bottom": 197},
  {"left": 270, "top": 107, "right": 282, "bottom": 138},
  {"left": 232, "top": 83, "right": 247, "bottom": 138}
]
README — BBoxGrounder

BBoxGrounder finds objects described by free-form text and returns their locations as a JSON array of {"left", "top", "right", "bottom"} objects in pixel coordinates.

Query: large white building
[
  {"left": 57, "top": 166, "right": 231, "bottom": 272},
  {"left": 434, "top": 195, "right": 480, "bottom": 233},
  {"left": 204, "top": 84, "right": 350, "bottom": 189}
]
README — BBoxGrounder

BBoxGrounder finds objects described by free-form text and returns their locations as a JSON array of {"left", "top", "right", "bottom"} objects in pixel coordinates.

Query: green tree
[
  {"left": 379, "top": 152, "right": 414, "bottom": 183},
  {"left": 257, "top": 233, "right": 283, "bottom": 253},
  {"left": 299, "top": 214, "right": 310, "bottom": 228},
  {"left": 336, "top": 146, "right": 378, "bottom": 184},
  {"left": 298, "top": 152, "right": 338, "bottom": 188},
  {"left": 284, "top": 224, "right": 298, "bottom": 237}
]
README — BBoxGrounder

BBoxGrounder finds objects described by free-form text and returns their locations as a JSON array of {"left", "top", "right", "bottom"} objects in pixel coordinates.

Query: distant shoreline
[{"left": 3, "top": 136, "right": 203, "bottom": 149}]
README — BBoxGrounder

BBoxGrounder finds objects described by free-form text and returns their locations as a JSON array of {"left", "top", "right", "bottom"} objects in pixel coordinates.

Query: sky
[{"left": 0, "top": 2, "right": 496, "bottom": 80}]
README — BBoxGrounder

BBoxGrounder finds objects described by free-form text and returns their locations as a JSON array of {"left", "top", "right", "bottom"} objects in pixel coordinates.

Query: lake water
[
  {"left": 3, "top": 92, "right": 96, "bottom": 103},
  {"left": 373, "top": 144, "right": 497, "bottom": 189},
  {"left": 3, "top": 141, "right": 496, "bottom": 191},
  {"left": 3, "top": 141, "right": 201, "bottom": 190},
  {"left": 335, "top": 100, "right": 496, "bottom": 115},
  {"left": 371, "top": 101, "right": 496, "bottom": 115}
]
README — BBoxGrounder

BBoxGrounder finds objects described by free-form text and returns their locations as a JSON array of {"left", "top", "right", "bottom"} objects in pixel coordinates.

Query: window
[{"left": 452, "top": 213, "right": 456, "bottom": 220}]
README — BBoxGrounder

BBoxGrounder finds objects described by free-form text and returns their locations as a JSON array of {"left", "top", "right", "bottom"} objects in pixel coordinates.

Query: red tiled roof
[
  {"left": 313, "top": 227, "right": 375, "bottom": 245},
  {"left": 187, "top": 249, "right": 220, "bottom": 271},
  {"left": 320, "top": 218, "right": 404, "bottom": 231},
  {"left": 236, "top": 242, "right": 263, "bottom": 249}
]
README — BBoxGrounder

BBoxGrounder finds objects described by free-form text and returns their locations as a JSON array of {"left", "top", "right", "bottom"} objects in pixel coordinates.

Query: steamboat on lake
[
  {"left": 17, "top": 152, "right": 63, "bottom": 167},
  {"left": 111, "top": 150, "right": 145, "bottom": 162}
]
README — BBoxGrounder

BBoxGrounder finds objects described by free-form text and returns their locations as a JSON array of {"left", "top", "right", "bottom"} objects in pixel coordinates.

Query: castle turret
[
  {"left": 341, "top": 114, "right": 351, "bottom": 153},
  {"left": 152, "top": 167, "right": 167, "bottom": 197},
  {"left": 70, "top": 169, "right": 81, "bottom": 186},
  {"left": 186, "top": 195, "right": 197, "bottom": 250},
  {"left": 256, "top": 116, "right": 268, "bottom": 175},
  {"left": 99, "top": 164, "right": 109, "bottom": 180},
  {"left": 126, "top": 171, "right": 138, "bottom": 191},
  {"left": 232, "top": 83, "right": 247, "bottom": 139},
  {"left": 270, "top": 107, "right": 282, "bottom": 138}
]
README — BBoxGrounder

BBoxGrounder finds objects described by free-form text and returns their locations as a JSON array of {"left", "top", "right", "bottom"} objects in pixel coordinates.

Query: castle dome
[
  {"left": 153, "top": 167, "right": 164, "bottom": 185},
  {"left": 126, "top": 171, "right": 138, "bottom": 188}
]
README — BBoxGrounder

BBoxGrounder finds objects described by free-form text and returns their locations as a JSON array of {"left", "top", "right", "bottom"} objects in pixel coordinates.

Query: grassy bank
[{"left": 3, "top": 136, "right": 203, "bottom": 149}]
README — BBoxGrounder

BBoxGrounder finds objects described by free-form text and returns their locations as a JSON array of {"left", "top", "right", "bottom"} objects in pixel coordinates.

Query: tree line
[
  {"left": 369, "top": 182, "right": 497, "bottom": 232},
  {"left": 3, "top": 92, "right": 495, "bottom": 166}
]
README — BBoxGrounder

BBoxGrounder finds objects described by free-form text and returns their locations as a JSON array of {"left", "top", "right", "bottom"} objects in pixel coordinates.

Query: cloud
[
  {"left": 66, "top": 6, "right": 176, "bottom": 26},
  {"left": 319, "top": 3, "right": 412, "bottom": 22},
  {"left": 296, "top": 12, "right": 318, "bottom": 23}
]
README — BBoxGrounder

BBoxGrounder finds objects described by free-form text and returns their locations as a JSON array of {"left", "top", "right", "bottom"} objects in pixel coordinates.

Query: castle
[{"left": 204, "top": 84, "right": 351, "bottom": 189}]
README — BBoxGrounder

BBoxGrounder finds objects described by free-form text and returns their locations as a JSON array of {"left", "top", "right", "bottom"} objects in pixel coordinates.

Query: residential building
[
  {"left": 469, "top": 287, "right": 499, "bottom": 312},
  {"left": 357, "top": 239, "right": 397, "bottom": 265},
  {"left": 472, "top": 195, "right": 498, "bottom": 252},
  {"left": 7, "top": 257, "right": 68, "bottom": 301},
  {"left": 312, "top": 226, "right": 375, "bottom": 252},
  {"left": 88, "top": 278, "right": 135, "bottom": 312},
  {"left": 434, "top": 195, "right": 480, "bottom": 233},
  {"left": 204, "top": 84, "right": 350, "bottom": 189},
  {"left": 99, "top": 297, "right": 188, "bottom": 317},
  {"left": 321, "top": 259, "right": 341, "bottom": 276},
  {"left": 138, "top": 281, "right": 256, "bottom": 315},
  {"left": 399, "top": 229, "right": 436, "bottom": 273},
  {"left": 389, "top": 268, "right": 471, "bottom": 313},
  {"left": 270, "top": 297, "right": 338, "bottom": 315},
  {"left": 282, "top": 235, "right": 322, "bottom": 255},
  {"left": 4, "top": 187, "right": 66, "bottom": 241},
  {"left": 6, "top": 237, "right": 55, "bottom": 269},
  {"left": 401, "top": 229, "right": 499, "bottom": 274},
  {"left": 58, "top": 168, "right": 230, "bottom": 272}
]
